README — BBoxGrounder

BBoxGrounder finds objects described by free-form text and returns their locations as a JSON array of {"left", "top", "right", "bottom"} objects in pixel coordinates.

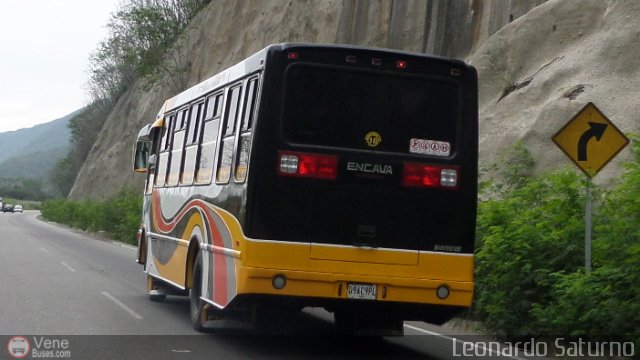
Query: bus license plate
[{"left": 347, "top": 283, "right": 377, "bottom": 300}]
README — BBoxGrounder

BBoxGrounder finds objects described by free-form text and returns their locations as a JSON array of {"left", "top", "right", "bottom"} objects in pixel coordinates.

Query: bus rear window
[{"left": 282, "top": 65, "right": 459, "bottom": 155}]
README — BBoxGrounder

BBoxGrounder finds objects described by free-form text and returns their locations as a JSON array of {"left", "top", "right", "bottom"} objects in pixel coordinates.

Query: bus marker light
[
  {"left": 372, "top": 58, "right": 382, "bottom": 66},
  {"left": 402, "top": 163, "right": 440, "bottom": 187},
  {"left": 402, "top": 163, "right": 459, "bottom": 189},
  {"left": 278, "top": 151, "right": 337, "bottom": 180},
  {"left": 287, "top": 52, "right": 299, "bottom": 60},
  {"left": 346, "top": 55, "right": 356, "bottom": 63},
  {"left": 396, "top": 60, "right": 407, "bottom": 69},
  {"left": 272, "top": 274, "right": 287, "bottom": 289},
  {"left": 436, "top": 285, "right": 450, "bottom": 299}
]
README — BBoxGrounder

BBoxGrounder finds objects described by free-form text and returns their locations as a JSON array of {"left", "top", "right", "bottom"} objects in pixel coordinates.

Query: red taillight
[
  {"left": 278, "top": 151, "right": 337, "bottom": 180},
  {"left": 396, "top": 60, "right": 408, "bottom": 69},
  {"left": 402, "top": 163, "right": 459, "bottom": 189},
  {"left": 288, "top": 52, "right": 299, "bottom": 60}
]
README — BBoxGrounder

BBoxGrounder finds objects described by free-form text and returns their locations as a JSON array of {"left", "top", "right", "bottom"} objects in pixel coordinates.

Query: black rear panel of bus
[{"left": 246, "top": 45, "right": 477, "bottom": 254}]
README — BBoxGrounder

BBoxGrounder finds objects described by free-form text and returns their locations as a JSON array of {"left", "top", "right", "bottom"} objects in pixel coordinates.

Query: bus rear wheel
[{"left": 189, "top": 252, "right": 208, "bottom": 332}]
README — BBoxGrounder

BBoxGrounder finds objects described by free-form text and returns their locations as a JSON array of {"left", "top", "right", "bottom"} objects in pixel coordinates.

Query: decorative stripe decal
[{"left": 150, "top": 191, "right": 238, "bottom": 307}]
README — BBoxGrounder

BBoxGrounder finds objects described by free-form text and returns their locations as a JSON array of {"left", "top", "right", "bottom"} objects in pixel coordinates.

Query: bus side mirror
[{"left": 133, "top": 140, "right": 151, "bottom": 173}]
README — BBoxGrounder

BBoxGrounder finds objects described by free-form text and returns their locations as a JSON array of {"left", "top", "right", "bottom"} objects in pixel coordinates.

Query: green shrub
[
  {"left": 530, "top": 137, "right": 640, "bottom": 346},
  {"left": 41, "top": 188, "right": 142, "bottom": 245},
  {"left": 474, "top": 138, "right": 640, "bottom": 348},
  {"left": 474, "top": 169, "right": 585, "bottom": 337}
]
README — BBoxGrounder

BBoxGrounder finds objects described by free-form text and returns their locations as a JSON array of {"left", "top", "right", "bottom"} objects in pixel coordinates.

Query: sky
[{"left": 0, "top": 0, "right": 121, "bottom": 133}]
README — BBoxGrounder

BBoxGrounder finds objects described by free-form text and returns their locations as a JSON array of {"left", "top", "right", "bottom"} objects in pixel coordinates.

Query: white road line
[
  {"left": 61, "top": 262, "right": 76, "bottom": 272},
  {"left": 404, "top": 324, "right": 446, "bottom": 337},
  {"left": 403, "top": 324, "right": 527, "bottom": 360},
  {"left": 40, "top": 247, "right": 49, "bottom": 253},
  {"left": 112, "top": 241, "right": 137, "bottom": 251},
  {"left": 101, "top": 292, "right": 143, "bottom": 320}
]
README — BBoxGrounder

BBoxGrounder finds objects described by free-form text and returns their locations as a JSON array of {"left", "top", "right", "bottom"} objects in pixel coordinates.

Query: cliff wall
[
  {"left": 69, "top": 0, "right": 562, "bottom": 199},
  {"left": 470, "top": 0, "right": 640, "bottom": 181}
]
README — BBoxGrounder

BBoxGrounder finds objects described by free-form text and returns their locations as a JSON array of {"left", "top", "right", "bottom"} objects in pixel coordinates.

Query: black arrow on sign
[{"left": 577, "top": 122, "right": 608, "bottom": 161}]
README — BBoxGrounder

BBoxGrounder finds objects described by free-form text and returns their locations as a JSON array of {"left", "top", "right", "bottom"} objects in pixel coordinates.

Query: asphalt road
[{"left": 0, "top": 211, "right": 531, "bottom": 360}]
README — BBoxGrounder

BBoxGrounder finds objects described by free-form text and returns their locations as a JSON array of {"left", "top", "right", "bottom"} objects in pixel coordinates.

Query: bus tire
[{"left": 189, "top": 251, "right": 207, "bottom": 332}]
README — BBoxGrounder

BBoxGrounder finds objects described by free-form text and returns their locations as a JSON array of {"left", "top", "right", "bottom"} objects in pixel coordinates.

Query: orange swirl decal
[{"left": 151, "top": 191, "right": 232, "bottom": 306}]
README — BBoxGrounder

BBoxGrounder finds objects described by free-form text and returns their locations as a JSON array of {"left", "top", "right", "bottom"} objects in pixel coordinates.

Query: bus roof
[
  {"left": 158, "top": 47, "right": 267, "bottom": 117},
  {"left": 156, "top": 43, "right": 470, "bottom": 118}
]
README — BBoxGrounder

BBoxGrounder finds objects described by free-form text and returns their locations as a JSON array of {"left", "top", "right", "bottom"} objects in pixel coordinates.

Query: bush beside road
[{"left": 41, "top": 188, "right": 141, "bottom": 245}]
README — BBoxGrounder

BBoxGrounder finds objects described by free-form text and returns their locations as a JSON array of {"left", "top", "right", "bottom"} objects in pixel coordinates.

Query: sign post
[
  {"left": 552, "top": 102, "right": 629, "bottom": 274},
  {"left": 584, "top": 178, "right": 592, "bottom": 274}
]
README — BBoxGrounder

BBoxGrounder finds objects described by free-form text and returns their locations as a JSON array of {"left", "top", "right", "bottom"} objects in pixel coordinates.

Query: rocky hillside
[
  {"left": 69, "top": 0, "right": 639, "bottom": 199},
  {"left": 470, "top": 0, "right": 640, "bottom": 183}
]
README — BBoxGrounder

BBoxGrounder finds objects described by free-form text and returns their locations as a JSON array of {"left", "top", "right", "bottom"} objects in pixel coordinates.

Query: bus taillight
[
  {"left": 278, "top": 151, "right": 337, "bottom": 180},
  {"left": 402, "top": 163, "right": 459, "bottom": 189}
]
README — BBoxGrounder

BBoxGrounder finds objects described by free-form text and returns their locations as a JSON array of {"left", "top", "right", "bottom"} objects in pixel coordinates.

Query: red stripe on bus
[
  {"left": 151, "top": 192, "right": 230, "bottom": 305},
  {"left": 151, "top": 191, "right": 187, "bottom": 234},
  {"left": 201, "top": 205, "right": 229, "bottom": 305}
]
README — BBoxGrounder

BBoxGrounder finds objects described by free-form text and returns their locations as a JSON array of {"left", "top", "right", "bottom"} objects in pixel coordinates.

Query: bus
[{"left": 133, "top": 43, "right": 478, "bottom": 334}]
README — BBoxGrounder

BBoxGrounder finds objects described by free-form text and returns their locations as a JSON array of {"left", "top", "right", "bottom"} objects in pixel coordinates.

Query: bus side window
[
  {"left": 181, "top": 101, "right": 204, "bottom": 185},
  {"left": 155, "top": 114, "right": 175, "bottom": 187},
  {"left": 166, "top": 109, "right": 188, "bottom": 187},
  {"left": 195, "top": 93, "right": 224, "bottom": 184},
  {"left": 216, "top": 85, "right": 241, "bottom": 184},
  {"left": 235, "top": 77, "right": 259, "bottom": 182},
  {"left": 145, "top": 125, "right": 162, "bottom": 194}
]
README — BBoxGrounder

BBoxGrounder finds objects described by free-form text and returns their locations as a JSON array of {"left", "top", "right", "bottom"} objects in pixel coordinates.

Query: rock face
[
  {"left": 70, "top": 0, "right": 639, "bottom": 199},
  {"left": 470, "top": 0, "right": 640, "bottom": 184}
]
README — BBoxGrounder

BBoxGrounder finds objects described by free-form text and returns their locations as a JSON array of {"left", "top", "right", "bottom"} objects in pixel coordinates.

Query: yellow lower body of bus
[{"left": 235, "top": 239, "right": 474, "bottom": 307}]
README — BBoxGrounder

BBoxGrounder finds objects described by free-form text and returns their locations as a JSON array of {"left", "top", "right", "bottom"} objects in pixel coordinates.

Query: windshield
[{"left": 282, "top": 64, "right": 460, "bottom": 155}]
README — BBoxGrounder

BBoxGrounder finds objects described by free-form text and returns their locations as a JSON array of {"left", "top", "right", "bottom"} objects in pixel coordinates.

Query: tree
[{"left": 51, "top": 0, "right": 211, "bottom": 199}]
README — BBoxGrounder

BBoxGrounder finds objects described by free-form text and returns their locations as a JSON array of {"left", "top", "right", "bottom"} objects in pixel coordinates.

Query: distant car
[
  {"left": 13, "top": 205, "right": 23, "bottom": 213},
  {"left": 2, "top": 204, "right": 14, "bottom": 213}
]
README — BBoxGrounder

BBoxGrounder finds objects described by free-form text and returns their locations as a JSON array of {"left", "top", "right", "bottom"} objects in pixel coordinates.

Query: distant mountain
[
  {"left": 0, "top": 109, "right": 79, "bottom": 178},
  {"left": 0, "top": 145, "right": 70, "bottom": 178}
]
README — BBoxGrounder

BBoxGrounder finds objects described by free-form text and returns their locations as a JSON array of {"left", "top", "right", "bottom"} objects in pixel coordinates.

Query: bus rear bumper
[{"left": 235, "top": 266, "right": 473, "bottom": 308}]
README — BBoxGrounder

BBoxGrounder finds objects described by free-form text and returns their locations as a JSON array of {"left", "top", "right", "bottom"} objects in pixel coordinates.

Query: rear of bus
[{"left": 240, "top": 44, "right": 477, "bottom": 331}]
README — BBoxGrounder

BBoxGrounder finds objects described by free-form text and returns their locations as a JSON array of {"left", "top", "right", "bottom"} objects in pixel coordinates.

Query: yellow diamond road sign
[{"left": 552, "top": 102, "right": 629, "bottom": 177}]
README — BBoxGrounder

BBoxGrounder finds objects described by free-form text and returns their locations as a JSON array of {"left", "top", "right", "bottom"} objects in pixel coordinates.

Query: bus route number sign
[{"left": 347, "top": 283, "right": 377, "bottom": 300}]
